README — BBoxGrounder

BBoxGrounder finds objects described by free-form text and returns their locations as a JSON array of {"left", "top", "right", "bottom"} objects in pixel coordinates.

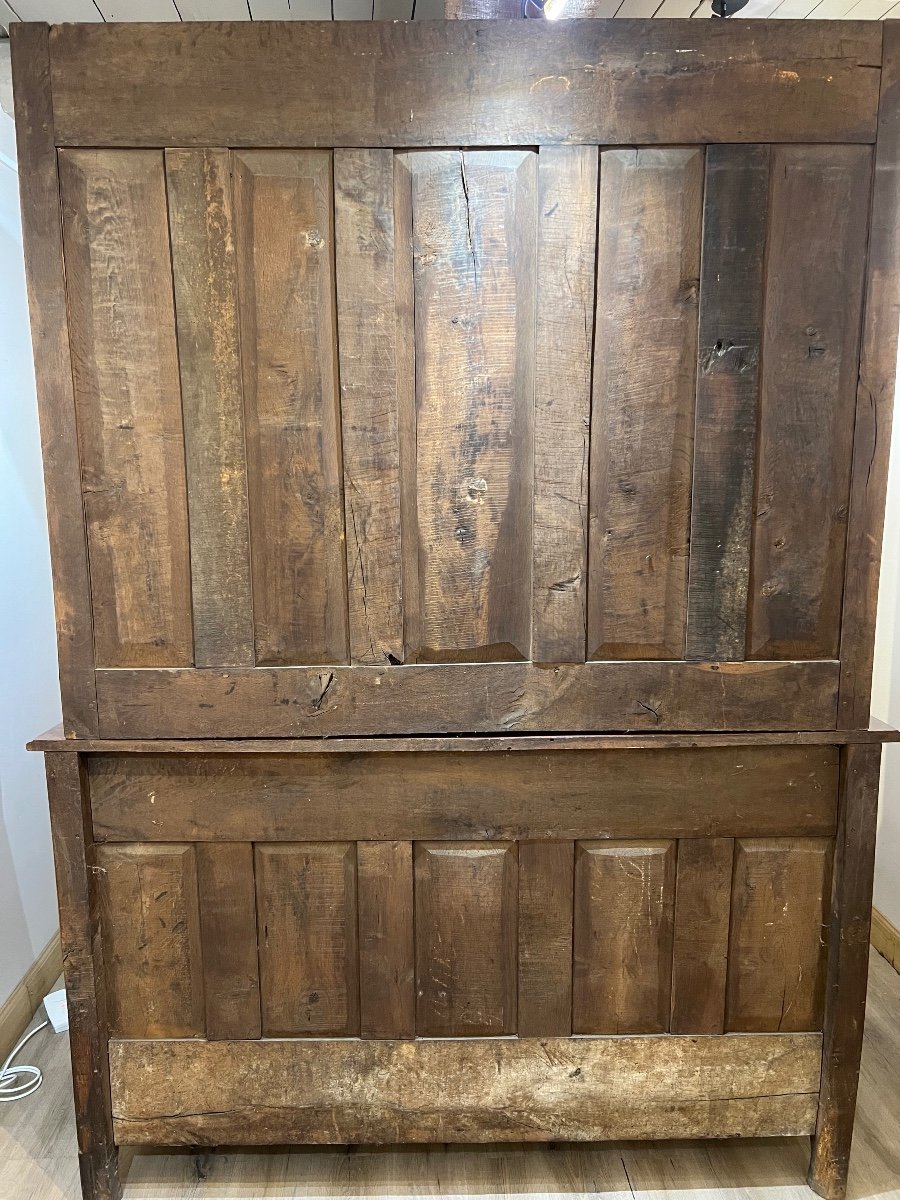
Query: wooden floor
[{"left": 1, "top": 950, "right": 898, "bottom": 1200}]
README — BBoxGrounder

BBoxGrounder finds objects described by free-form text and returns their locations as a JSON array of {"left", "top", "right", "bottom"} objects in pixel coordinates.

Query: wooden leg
[
  {"left": 808, "top": 742, "right": 881, "bottom": 1200},
  {"left": 45, "top": 754, "right": 122, "bottom": 1200}
]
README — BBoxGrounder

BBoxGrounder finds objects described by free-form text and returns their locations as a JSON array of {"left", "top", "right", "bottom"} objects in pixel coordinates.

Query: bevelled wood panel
[
  {"left": 165, "top": 148, "right": 254, "bottom": 670},
  {"left": 335, "top": 149, "right": 405, "bottom": 667},
  {"left": 399, "top": 151, "right": 536, "bottom": 664},
  {"left": 531, "top": 145, "right": 597, "bottom": 664},
  {"left": 47, "top": 22, "right": 883, "bottom": 148},
  {"left": 573, "top": 841, "right": 676, "bottom": 1034},
  {"left": 233, "top": 150, "right": 348, "bottom": 667},
  {"left": 518, "top": 842, "right": 574, "bottom": 1037},
  {"left": 588, "top": 148, "right": 703, "bottom": 661},
  {"left": 357, "top": 841, "right": 415, "bottom": 1040},
  {"left": 670, "top": 838, "right": 734, "bottom": 1034},
  {"left": 685, "top": 145, "right": 769, "bottom": 662},
  {"left": 109, "top": 1033, "right": 824, "bottom": 1146},
  {"left": 726, "top": 838, "right": 833, "bottom": 1033},
  {"left": 96, "top": 844, "right": 204, "bottom": 1039},
  {"left": 415, "top": 842, "right": 517, "bottom": 1036},
  {"left": 59, "top": 149, "right": 192, "bottom": 669},
  {"left": 255, "top": 843, "right": 359, "bottom": 1037},
  {"left": 748, "top": 146, "right": 872, "bottom": 661},
  {"left": 196, "top": 843, "right": 261, "bottom": 1041},
  {"left": 88, "top": 745, "right": 840, "bottom": 844}
]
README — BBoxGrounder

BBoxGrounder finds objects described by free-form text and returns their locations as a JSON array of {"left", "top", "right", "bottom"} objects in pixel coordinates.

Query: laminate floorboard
[{"left": 1, "top": 951, "right": 897, "bottom": 1200}]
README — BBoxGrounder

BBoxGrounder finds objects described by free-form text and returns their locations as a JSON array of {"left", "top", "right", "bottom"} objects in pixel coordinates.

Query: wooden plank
[
  {"left": 88, "top": 745, "right": 839, "bottom": 844},
  {"left": 109, "top": 1033, "right": 823, "bottom": 1146},
  {"left": 96, "top": 844, "right": 204, "bottom": 1040},
  {"left": 839, "top": 24, "right": 900, "bottom": 728},
  {"left": 748, "top": 146, "right": 872, "bottom": 660},
  {"left": 393, "top": 152, "right": 421, "bottom": 662},
  {"left": 685, "top": 146, "right": 769, "bottom": 661},
  {"left": 93, "top": 659, "right": 841, "bottom": 739},
  {"left": 357, "top": 841, "right": 415, "bottom": 1040},
  {"left": 196, "top": 843, "right": 261, "bottom": 1041},
  {"left": 726, "top": 838, "right": 833, "bottom": 1033},
  {"left": 334, "top": 149, "right": 404, "bottom": 666},
  {"left": 402, "top": 150, "right": 535, "bottom": 663},
  {"left": 58, "top": 149, "right": 193, "bottom": 669},
  {"left": 44, "top": 755, "right": 121, "bottom": 1200},
  {"left": 9, "top": 24, "right": 98, "bottom": 737},
  {"left": 233, "top": 150, "right": 348, "bottom": 666},
  {"left": 47, "top": 23, "right": 883, "bottom": 148},
  {"left": 415, "top": 842, "right": 517, "bottom": 1036},
  {"left": 255, "top": 844, "right": 359, "bottom": 1037},
  {"left": 670, "top": 838, "right": 734, "bottom": 1034},
  {"left": 587, "top": 148, "right": 703, "bottom": 660},
  {"left": 28, "top": 724, "right": 900, "bottom": 755},
  {"left": 165, "top": 148, "right": 254, "bottom": 669},
  {"left": 532, "top": 146, "right": 597, "bottom": 664},
  {"left": 809, "top": 743, "right": 882, "bottom": 1200},
  {"left": 518, "top": 842, "right": 574, "bottom": 1037},
  {"left": 573, "top": 841, "right": 676, "bottom": 1034}
]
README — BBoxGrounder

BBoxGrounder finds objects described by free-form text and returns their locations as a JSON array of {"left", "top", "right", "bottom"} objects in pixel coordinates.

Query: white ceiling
[{"left": 0, "top": 0, "right": 896, "bottom": 41}]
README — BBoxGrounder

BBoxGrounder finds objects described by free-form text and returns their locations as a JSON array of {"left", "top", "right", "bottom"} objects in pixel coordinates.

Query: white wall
[
  {"left": 0, "top": 42, "right": 63, "bottom": 1010},
  {"left": 872, "top": 339, "right": 900, "bottom": 932}
]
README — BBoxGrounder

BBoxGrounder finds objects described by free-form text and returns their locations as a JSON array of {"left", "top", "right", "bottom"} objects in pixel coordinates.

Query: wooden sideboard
[{"left": 12, "top": 17, "right": 899, "bottom": 1200}]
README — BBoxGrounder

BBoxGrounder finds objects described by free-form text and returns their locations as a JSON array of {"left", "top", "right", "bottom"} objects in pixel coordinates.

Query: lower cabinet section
[{"left": 108, "top": 1033, "right": 823, "bottom": 1146}]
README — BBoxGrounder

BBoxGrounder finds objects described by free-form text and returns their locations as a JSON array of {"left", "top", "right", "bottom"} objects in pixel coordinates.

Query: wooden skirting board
[
  {"left": 0, "top": 933, "right": 62, "bottom": 1062},
  {"left": 871, "top": 907, "right": 900, "bottom": 972}
]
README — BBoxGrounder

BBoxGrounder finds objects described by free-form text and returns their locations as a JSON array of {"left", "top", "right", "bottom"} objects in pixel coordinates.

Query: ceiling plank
[
  {"left": 11, "top": 0, "right": 102, "bottom": 18},
  {"left": 373, "top": 0, "right": 413, "bottom": 15},
  {"left": 0, "top": 0, "right": 19, "bottom": 33},
  {"left": 652, "top": 0, "right": 701, "bottom": 15},
  {"left": 96, "top": 0, "right": 180, "bottom": 14},
  {"left": 805, "top": 0, "right": 860, "bottom": 14},
  {"left": 334, "top": 0, "right": 373, "bottom": 15},
  {"left": 178, "top": 0, "right": 250, "bottom": 16},
  {"left": 614, "top": 0, "right": 664, "bottom": 15},
  {"left": 249, "top": 0, "right": 331, "bottom": 15},
  {"left": 842, "top": 0, "right": 900, "bottom": 15}
]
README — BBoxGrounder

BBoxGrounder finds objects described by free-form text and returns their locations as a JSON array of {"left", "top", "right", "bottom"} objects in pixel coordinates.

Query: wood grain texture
[
  {"left": 588, "top": 148, "right": 703, "bottom": 660},
  {"left": 31, "top": 725, "right": 899, "bottom": 754},
  {"left": 93, "top": 659, "right": 840, "bottom": 738},
  {"left": 531, "top": 145, "right": 597, "bottom": 664},
  {"left": 59, "top": 149, "right": 193, "bottom": 669},
  {"left": 165, "top": 148, "right": 254, "bottom": 669},
  {"left": 196, "top": 843, "right": 261, "bottom": 1041},
  {"left": 518, "top": 842, "right": 574, "bottom": 1037},
  {"left": 403, "top": 150, "right": 535, "bottom": 663},
  {"left": 335, "top": 150, "right": 404, "bottom": 666},
  {"left": 10, "top": 24, "right": 98, "bottom": 737},
  {"left": 726, "top": 838, "right": 833, "bottom": 1033},
  {"left": 233, "top": 150, "right": 348, "bottom": 666},
  {"left": 415, "top": 842, "right": 517, "bottom": 1036},
  {"left": 685, "top": 146, "right": 769, "bottom": 661},
  {"left": 839, "top": 24, "right": 900, "bottom": 729},
  {"left": 47, "top": 22, "right": 882, "bottom": 148},
  {"left": 255, "top": 843, "right": 359, "bottom": 1037},
  {"left": 87, "top": 745, "right": 839, "bottom": 844},
  {"left": 670, "top": 838, "right": 734, "bottom": 1034},
  {"left": 748, "top": 145, "right": 872, "bottom": 660},
  {"left": 809, "top": 743, "right": 882, "bottom": 1200},
  {"left": 108, "top": 1033, "right": 823, "bottom": 1146},
  {"left": 573, "top": 841, "right": 676, "bottom": 1034},
  {"left": 44, "top": 754, "right": 121, "bottom": 1200},
  {"left": 357, "top": 841, "right": 415, "bottom": 1040},
  {"left": 96, "top": 844, "right": 204, "bottom": 1039}
]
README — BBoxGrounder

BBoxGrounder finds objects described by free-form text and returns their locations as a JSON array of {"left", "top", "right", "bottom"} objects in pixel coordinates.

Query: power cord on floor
[{"left": 0, "top": 1020, "right": 49, "bottom": 1102}]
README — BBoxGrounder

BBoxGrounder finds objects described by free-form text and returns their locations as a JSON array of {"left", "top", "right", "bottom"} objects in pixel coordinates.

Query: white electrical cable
[{"left": 0, "top": 1020, "right": 49, "bottom": 1102}]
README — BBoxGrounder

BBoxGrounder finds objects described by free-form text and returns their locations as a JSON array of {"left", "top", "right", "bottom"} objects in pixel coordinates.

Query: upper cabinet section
[
  {"left": 15, "top": 20, "right": 893, "bottom": 736},
  {"left": 58, "top": 143, "right": 872, "bottom": 672}
]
